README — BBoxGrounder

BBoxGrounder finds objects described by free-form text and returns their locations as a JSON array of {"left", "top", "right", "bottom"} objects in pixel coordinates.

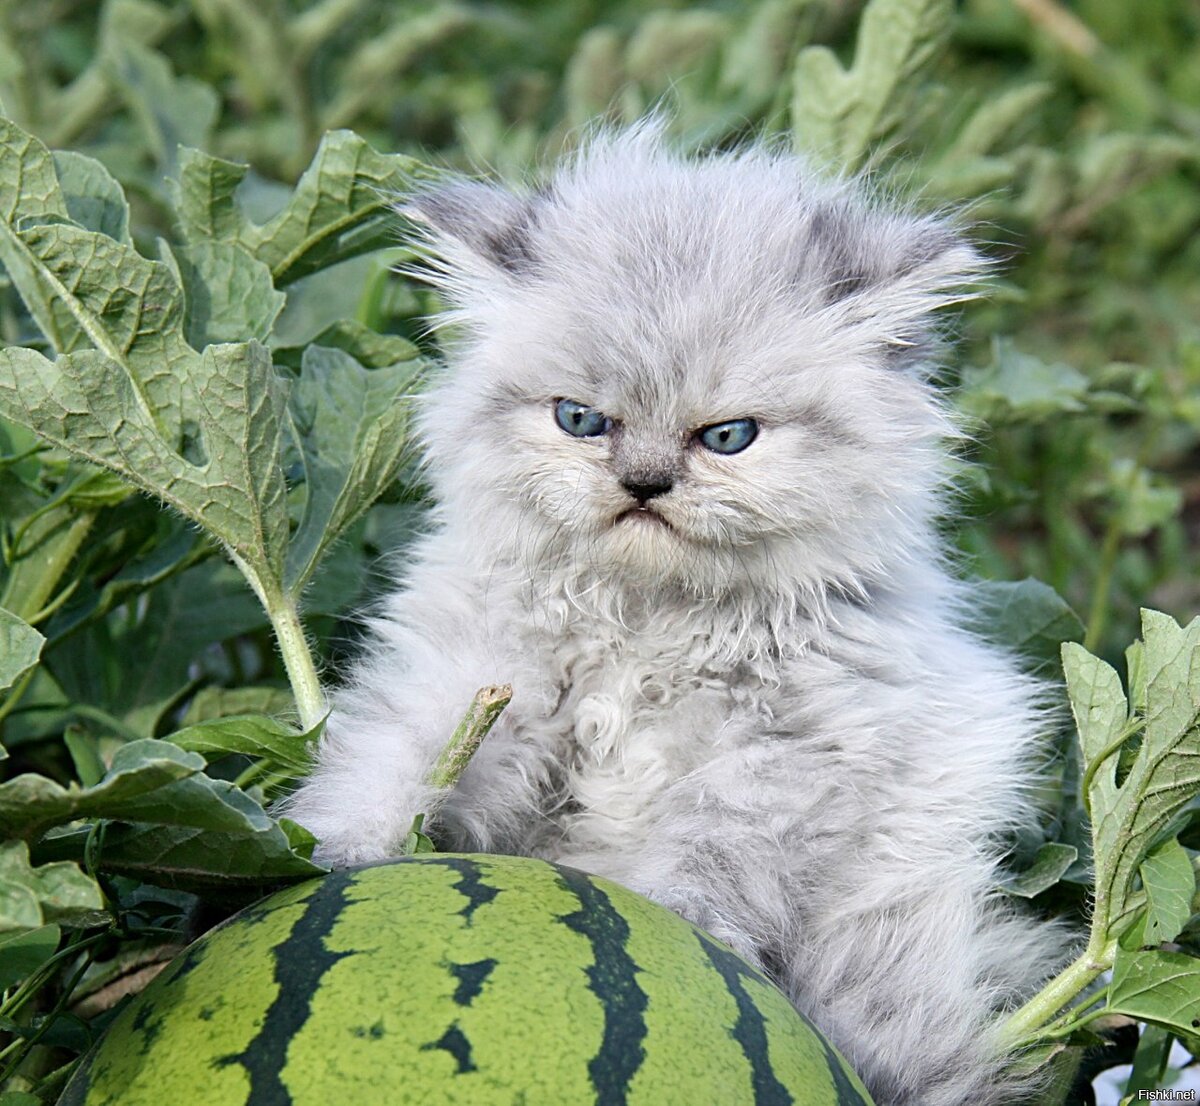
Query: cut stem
[{"left": 426, "top": 684, "right": 513, "bottom": 790}]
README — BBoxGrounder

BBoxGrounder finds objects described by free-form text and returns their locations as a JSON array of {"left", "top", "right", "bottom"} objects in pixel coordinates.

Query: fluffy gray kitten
[{"left": 286, "top": 125, "right": 1068, "bottom": 1105}]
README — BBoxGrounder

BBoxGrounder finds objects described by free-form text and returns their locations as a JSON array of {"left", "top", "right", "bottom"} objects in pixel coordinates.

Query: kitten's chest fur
[{"left": 514, "top": 611, "right": 771, "bottom": 850}]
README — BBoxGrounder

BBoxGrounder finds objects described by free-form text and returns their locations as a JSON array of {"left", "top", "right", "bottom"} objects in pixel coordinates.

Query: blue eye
[
  {"left": 555, "top": 399, "right": 611, "bottom": 438},
  {"left": 699, "top": 418, "right": 758, "bottom": 454}
]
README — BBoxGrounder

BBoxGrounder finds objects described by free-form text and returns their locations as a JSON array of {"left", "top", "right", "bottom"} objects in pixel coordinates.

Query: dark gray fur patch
[
  {"left": 805, "top": 199, "right": 965, "bottom": 305},
  {"left": 481, "top": 207, "right": 538, "bottom": 274},
  {"left": 892, "top": 224, "right": 962, "bottom": 277},
  {"left": 415, "top": 180, "right": 541, "bottom": 275},
  {"left": 806, "top": 201, "right": 871, "bottom": 304}
]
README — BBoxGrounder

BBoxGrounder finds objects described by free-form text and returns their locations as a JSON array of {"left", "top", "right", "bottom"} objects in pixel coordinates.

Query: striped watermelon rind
[{"left": 60, "top": 853, "right": 873, "bottom": 1105}]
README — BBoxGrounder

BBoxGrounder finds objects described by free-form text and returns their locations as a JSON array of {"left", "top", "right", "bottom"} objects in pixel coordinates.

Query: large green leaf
[
  {"left": 285, "top": 345, "right": 420, "bottom": 591},
  {"left": 167, "top": 713, "right": 319, "bottom": 776},
  {"left": 0, "top": 124, "right": 190, "bottom": 436},
  {"left": 0, "top": 739, "right": 270, "bottom": 840},
  {"left": 0, "top": 342, "right": 289, "bottom": 602},
  {"left": 172, "top": 131, "right": 439, "bottom": 286},
  {"left": 52, "top": 820, "right": 325, "bottom": 894},
  {"left": 969, "top": 577, "right": 1084, "bottom": 669}
]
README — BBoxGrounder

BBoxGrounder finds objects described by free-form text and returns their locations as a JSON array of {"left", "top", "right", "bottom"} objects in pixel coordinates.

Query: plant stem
[
  {"left": 1083, "top": 510, "right": 1123, "bottom": 653},
  {"left": 426, "top": 684, "right": 513, "bottom": 790},
  {"left": 267, "top": 592, "right": 326, "bottom": 732},
  {"left": 997, "top": 936, "right": 1116, "bottom": 1052}
]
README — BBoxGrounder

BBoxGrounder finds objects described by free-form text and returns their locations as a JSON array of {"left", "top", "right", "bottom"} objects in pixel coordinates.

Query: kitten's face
[{"left": 414, "top": 134, "right": 975, "bottom": 600}]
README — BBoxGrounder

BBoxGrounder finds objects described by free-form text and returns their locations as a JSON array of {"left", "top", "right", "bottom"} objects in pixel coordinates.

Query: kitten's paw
[
  {"left": 309, "top": 833, "right": 399, "bottom": 870},
  {"left": 637, "top": 884, "right": 764, "bottom": 969},
  {"left": 282, "top": 798, "right": 406, "bottom": 870}
]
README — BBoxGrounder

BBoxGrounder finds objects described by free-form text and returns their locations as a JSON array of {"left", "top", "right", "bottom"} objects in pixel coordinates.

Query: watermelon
[{"left": 60, "top": 854, "right": 873, "bottom": 1105}]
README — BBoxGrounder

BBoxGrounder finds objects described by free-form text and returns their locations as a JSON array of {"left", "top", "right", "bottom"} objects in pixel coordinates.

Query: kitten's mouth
[{"left": 615, "top": 506, "right": 671, "bottom": 529}]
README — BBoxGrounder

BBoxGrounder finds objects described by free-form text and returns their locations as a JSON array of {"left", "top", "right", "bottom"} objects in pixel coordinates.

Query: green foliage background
[{"left": 0, "top": 0, "right": 1197, "bottom": 1101}]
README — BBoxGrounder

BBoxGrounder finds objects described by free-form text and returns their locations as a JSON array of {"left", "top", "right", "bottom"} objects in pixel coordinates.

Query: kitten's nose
[{"left": 622, "top": 479, "right": 672, "bottom": 504}]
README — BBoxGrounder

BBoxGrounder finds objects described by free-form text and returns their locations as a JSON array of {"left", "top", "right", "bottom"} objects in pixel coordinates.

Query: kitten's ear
[
  {"left": 808, "top": 199, "right": 986, "bottom": 367},
  {"left": 406, "top": 181, "right": 540, "bottom": 275}
]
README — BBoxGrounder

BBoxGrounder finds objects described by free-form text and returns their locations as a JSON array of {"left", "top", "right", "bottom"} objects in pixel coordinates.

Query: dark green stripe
[
  {"left": 695, "top": 930, "right": 793, "bottom": 1106},
  {"left": 421, "top": 1023, "right": 477, "bottom": 1073},
  {"left": 818, "top": 1036, "right": 871, "bottom": 1105},
  {"left": 413, "top": 856, "right": 500, "bottom": 926},
  {"left": 219, "top": 871, "right": 355, "bottom": 1105},
  {"left": 554, "top": 864, "right": 648, "bottom": 1106},
  {"left": 449, "top": 958, "right": 497, "bottom": 1005}
]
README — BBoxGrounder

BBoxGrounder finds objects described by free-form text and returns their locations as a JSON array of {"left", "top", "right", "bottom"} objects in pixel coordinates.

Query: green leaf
[
  {"left": 1001, "top": 843, "right": 1079, "bottom": 898},
  {"left": 284, "top": 345, "right": 419, "bottom": 591},
  {"left": 108, "top": 39, "right": 219, "bottom": 176},
  {"left": 969, "top": 578, "right": 1084, "bottom": 669},
  {"left": 0, "top": 606, "right": 43, "bottom": 694},
  {"left": 1105, "top": 459, "right": 1183, "bottom": 538},
  {"left": 164, "top": 239, "right": 286, "bottom": 348},
  {"left": 0, "top": 924, "right": 59, "bottom": 991},
  {"left": 0, "top": 123, "right": 193, "bottom": 439},
  {"left": 1067, "top": 611, "right": 1200, "bottom": 947},
  {"left": 0, "top": 1090, "right": 45, "bottom": 1106},
  {"left": 1140, "top": 838, "right": 1197, "bottom": 945},
  {"left": 942, "top": 82, "right": 1052, "bottom": 160},
  {"left": 0, "top": 841, "right": 104, "bottom": 930},
  {"left": 72, "top": 820, "right": 325, "bottom": 893},
  {"left": 181, "top": 686, "right": 296, "bottom": 725},
  {"left": 0, "top": 739, "right": 269, "bottom": 840},
  {"left": 273, "top": 318, "right": 419, "bottom": 370},
  {"left": 402, "top": 812, "right": 436, "bottom": 855},
  {"left": 957, "top": 341, "right": 1091, "bottom": 426},
  {"left": 1109, "top": 947, "right": 1200, "bottom": 1037},
  {"left": 1125, "top": 1024, "right": 1174, "bottom": 1099},
  {"left": 63, "top": 726, "right": 106, "bottom": 788},
  {"left": 52, "top": 150, "right": 132, "bottom": 244},
  {"left": 0, "top": 341, "right": 289, "bottom": 603},
  {"left": 172, "top": 132, "right": 439, "bottom": 286},
  {"left": 791, "top": 0, "right": 952, "bottom": 170},
  {"left": 167, "top": 714, "right": 319, "bottom": 776}
]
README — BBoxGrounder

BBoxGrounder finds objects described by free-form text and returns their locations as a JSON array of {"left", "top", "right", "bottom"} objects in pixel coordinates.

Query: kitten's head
[{"left": 409, "top": 125, "right": 983, "bottom": 604}]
